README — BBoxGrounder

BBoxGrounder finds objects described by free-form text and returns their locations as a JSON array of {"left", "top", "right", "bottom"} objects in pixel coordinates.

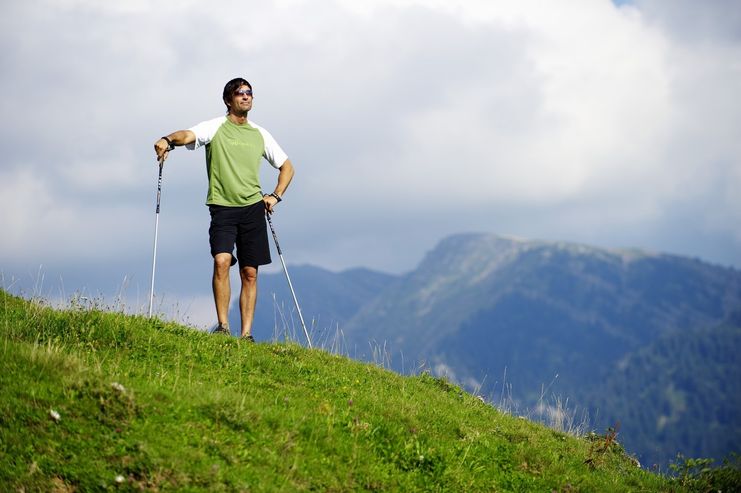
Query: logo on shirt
[{"left": 227, "top": 138, "right": 255, "bottom": 148}]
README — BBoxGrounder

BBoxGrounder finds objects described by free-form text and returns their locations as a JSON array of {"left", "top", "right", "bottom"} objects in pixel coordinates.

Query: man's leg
[
  {"left": 212, "top": 253, "right": 234, "bottom": 328},
  {"left": 239, "top": 265, "right": 258, "bottom": 338}
]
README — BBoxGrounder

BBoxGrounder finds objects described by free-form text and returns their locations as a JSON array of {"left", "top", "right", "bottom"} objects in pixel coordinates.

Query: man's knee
[
  {"left": 240, "top": 266, "right": 258, "bottom": 285},
  {"left": 213, "top": 254, "right": 232, "bottom": 275}
]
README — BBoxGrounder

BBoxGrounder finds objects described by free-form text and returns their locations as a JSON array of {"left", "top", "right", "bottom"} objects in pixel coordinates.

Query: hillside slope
[{"left": 1, "top": 290, "right": 677, "bottom": 492}]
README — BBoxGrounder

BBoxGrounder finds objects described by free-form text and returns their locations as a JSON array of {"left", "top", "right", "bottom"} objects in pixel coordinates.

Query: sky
[{"left": 2, "top": 0, "right": 740, "bottom": 328}]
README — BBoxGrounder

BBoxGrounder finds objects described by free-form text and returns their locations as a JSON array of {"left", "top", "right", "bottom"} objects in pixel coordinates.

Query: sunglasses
[{"left": 234, "top": 88, "right": 253, "bottom": 97}]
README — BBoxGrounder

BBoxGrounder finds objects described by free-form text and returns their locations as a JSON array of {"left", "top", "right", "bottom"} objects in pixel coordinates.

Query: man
[{"left": 153, "top": 77, "right": 294, "bottom": 341}]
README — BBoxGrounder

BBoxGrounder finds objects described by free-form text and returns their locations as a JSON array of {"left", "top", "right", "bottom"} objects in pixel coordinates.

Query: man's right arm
[{"left": 154, "top": 130, "right": 196, "bottom": 163}]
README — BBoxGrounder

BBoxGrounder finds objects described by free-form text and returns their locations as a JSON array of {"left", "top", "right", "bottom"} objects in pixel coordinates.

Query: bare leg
[
  {"left": 239, "top": 265, "right": 258, "bottom": 337},
  {"left": 212, "top": 253, "right": 234, "bottom": 327}
]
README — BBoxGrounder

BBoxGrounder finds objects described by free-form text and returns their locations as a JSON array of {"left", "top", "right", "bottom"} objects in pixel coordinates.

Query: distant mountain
[
  {"left": 246, "top": 233, "right": 741, "bottom": 467},
  {"left": 593, "top": 320, "right": 741, "bottom": 468},
  {"left": 345, "top": 234, "right": 735, "bottom": 364}
]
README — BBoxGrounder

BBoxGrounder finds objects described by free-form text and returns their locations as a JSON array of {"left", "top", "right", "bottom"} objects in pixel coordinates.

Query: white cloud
[
  {"left": 0, "top": 167, "right": 150, "bottom": 263},
  {"left": 1, "top": 0, "right": 740, "bottom": 295},
  {"left": 0, "top": 168, "right": 57, "bottom": 254},
  {"left": 58, "top": 152, "right": 141, "bottom": 190}
]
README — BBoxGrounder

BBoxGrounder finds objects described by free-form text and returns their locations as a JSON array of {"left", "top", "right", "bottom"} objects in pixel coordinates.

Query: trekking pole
[
  {"left": 266, "top": 212, "right": 313, "bottom": 348},
  {"left": 148, "top": 155, "right": 165, "bottom": 318}
]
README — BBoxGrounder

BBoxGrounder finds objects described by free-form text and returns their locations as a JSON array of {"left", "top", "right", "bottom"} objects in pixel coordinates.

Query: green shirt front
[{"left": 187, "top": 116, "right": 288, "bottom": 206}]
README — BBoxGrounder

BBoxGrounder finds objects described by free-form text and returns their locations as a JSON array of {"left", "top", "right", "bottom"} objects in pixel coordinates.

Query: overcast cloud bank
[{"left": 1, "top": 0, "right": 739, "bottom": 328}]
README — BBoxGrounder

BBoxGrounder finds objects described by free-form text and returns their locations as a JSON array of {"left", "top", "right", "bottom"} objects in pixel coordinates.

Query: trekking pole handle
[{"left": 155, "top": 157, "right": 164, "bottom": 214}]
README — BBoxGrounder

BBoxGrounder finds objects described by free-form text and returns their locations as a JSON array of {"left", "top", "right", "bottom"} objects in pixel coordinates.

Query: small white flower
[
  {"left": 49, "top": 409, "right": 61, "bottom": 422},
  {"left": 111, "top": 382, "right": 126, "bottom": 393},
  {"left": 115, "top": 475, "right": 125, "bottom": 484}
]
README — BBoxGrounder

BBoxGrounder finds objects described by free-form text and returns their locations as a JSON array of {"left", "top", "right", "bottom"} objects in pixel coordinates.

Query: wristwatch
[{"left": 161, "top": 136, "right": 175, "bottom": 151}]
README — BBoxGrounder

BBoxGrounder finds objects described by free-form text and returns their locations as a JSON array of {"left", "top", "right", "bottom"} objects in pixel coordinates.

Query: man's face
[{"left": 229, "top": 85, "right": 253, "bottom": 114}]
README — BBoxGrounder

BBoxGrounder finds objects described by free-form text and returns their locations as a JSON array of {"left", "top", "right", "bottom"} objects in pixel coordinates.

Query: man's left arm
[{"left": 264, "top": 159, "right": 295, "bottom": 213}]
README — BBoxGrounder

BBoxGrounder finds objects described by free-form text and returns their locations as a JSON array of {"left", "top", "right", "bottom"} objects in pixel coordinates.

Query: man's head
[{"left": 223, "top": 77, "right": 253, "bottom": 114}]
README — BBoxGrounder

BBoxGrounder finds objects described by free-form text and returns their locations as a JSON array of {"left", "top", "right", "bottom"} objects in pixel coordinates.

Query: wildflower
[
  {"left": 111, "top": 382, "right": 126, "bottom": 393},
  {"left": 115, "top": 474, "right": 125, "bottom": 484},
  {"left": 49, "top": 409, "right": 61, "bottom": 422}
]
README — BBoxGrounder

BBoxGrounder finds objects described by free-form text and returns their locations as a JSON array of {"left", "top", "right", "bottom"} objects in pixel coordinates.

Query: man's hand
[
  {"left": 263, "top": 193, "right": 281, "bottom": 214},
  {"left": 154, "top": 137, "right": 172, "bottom": 163},
  {"left": 153, "top": 131, "right": 194, "bottom": 164}
]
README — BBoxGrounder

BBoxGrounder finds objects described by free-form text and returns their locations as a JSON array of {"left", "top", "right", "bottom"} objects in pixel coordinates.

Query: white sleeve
[
  {"left": 185, "top": 116, "right": 227, "bottom": 150},
  {"left": 254, "top": 124, "right": 289, "bottom": 169}
]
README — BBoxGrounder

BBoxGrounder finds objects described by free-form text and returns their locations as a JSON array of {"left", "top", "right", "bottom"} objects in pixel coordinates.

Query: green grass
[{"left": 0, "top": 290, "right": 693, "bottom": 491}]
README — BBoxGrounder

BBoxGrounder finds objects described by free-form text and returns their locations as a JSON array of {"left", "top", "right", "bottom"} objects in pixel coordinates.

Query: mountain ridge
[{"left": 343, "top": 233, "right": 741, "bottom": 360}]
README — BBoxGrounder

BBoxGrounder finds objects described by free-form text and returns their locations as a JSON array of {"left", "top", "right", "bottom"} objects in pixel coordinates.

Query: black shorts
[{"left": 208, "top": 202, "right": 271, "bottom": 268}]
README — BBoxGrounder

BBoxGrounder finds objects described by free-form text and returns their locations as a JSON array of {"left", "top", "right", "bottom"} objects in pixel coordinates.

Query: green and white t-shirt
[{"left": 186, "top": 116, "right": 288, "bottom": 206}]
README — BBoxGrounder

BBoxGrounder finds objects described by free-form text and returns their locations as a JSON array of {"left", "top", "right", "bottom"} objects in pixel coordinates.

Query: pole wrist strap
[{"left": 161, "top": 136, "right": 175, "bottom": 151}]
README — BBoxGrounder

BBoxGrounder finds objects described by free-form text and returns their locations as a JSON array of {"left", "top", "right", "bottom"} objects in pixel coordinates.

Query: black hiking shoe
[
  {"left": 241, "top": 335, "right": 255, "bottom": 343},
  {"left": 212, "top": 324, "right": 231, "bottom": 336}
]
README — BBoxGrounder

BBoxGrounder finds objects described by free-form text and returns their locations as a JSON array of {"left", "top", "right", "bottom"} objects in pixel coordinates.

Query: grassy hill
[{"left": 0, "top": 290, "right": 730, "bottom": 492}]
